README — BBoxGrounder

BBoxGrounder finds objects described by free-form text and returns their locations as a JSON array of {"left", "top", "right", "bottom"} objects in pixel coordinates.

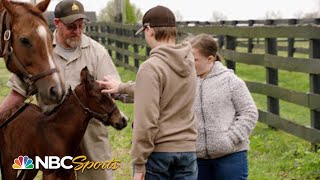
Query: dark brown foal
[{"left": 0, "top": 67, "right": 128, "bottom": 180}]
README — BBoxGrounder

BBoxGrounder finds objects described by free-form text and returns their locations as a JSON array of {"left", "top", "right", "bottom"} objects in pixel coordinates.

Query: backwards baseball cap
[
  {"left": 54, "top": 0, "right": 88, "bottom": 24},
  {"left": 135, "top": 5, "right": 176, "bottom": 35}
]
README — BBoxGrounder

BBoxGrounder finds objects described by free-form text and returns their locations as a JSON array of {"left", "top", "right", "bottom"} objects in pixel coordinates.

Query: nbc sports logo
[
  {"left": 12, "top": 155, "right": 34, "bottom": 169},
  {"left": 11, "top": 155, "right": 72, "bottom": 170},
  {"left": 11, "top": 155, "right": 120, "bottom": 171}
]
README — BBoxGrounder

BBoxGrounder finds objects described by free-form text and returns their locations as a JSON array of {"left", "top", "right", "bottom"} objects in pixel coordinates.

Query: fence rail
[{"left": 84, "top": 19, "right": 320, "bottom": 148}]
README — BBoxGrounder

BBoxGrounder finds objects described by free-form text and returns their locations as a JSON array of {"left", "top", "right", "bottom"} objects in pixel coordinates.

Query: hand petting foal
[{"left": 97, "top": 75, "right": 121, "bottom": 94}]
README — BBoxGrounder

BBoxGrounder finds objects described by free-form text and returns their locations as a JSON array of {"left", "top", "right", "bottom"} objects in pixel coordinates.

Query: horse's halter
[
  {"left": 71, "top": 89, "right": 117, "bottom": 125},
  {"left": 0, "top": 10, "right": 59, "bottom": 96}
]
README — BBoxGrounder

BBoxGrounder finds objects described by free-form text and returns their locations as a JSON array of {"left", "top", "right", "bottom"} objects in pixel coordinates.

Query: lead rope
[{"left": 0, "top": 96, "right": 34, "bottom": 129}]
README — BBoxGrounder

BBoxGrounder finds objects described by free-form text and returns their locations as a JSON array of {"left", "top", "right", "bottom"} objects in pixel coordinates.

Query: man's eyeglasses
[{"left": 61, "top": 21, "right": 86, "bottom": 32}]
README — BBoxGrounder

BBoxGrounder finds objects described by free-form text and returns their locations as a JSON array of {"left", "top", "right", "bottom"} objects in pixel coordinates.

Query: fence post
[
  {"left": 133, "top": 44, "right": 139, "bottom": 69},
  {"left": 100, "top": 24, "right": 107, "bottom": 48},
  {"left": 225, "top": 36, "right": 236, "bottom": 72},
  {"left": 123, "top": 29, "right": 129, "bottom": 65},
  {"left": 309, "top": 39, "right": 320, "bottom": 151},
  {"left": 106, "top": 25, "right": 113, "bottom": 56},
  {"left": 225, "top": 21, "right": 237, "bottom": 72},
  {"left": 218, "top": 21, "right": 225, "bottom": 49},
  {"left": 287, "top": 19, "right": 297, "bottom": 57},
  {"left": 115, "top": 26, "right": 123, "bottom": 62},
  {"left": 96, "top": 24, "right": 102, "bottom": 44},
  {"left": 91, "top": 25, "right": 98, "bottom": 42},
  {"left": 133, "top": 29, "right": 140, "bottom": 69},
  {"left": 247, "top": 20, "right": 254, "bottom": 53},
  {"left": 265, "top": 19, "right": 279, "bottom": 121},
  {"left": 85, "top": 23, "right": 90, "bottom": 33}
]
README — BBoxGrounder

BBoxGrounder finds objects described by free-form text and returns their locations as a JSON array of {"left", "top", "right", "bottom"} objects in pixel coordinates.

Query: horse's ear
[
  {"left": 35, "top": 0, "right": 50, "bottom": 13},
  {"left": 80, "top": 67, "right": 94, "bottom": 90},
  {"left": 1, "top": 0, "right": 17, "bottom": 16},
  {"left": 80, "top": 66, "right": 89, "bottom": 83}
]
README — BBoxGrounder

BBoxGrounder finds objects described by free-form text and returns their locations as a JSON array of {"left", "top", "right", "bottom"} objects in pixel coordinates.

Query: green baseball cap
[{"left": 54, "top": 0, "right": 88, "bottom": 24}]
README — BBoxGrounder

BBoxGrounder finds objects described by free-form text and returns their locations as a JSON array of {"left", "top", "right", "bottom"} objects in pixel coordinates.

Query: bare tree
[
  {"left": 303, "top": 12, "right": 320, "bottom": 18},
  {"left": 293, "top": 0, "right": 320, "bottom": 19},
  {"left": 317, "top": 0, "right": 320, "bottom": 11},
  {"left": 98, "top": 1, "right": 115, "bottom": 22},
  {"left": 132, "top": 4, "right": 143, "bottom": 22},
  {"left": 98, "top": 0, "right": 142, "bottom": 23},
  {"left": 293, "top": 1, "right": 320, "bottom": 19},
  {"left": 211, "top": 11, "right": 228, "bottom": 22},
  {"left": 114, "top": 0, "right": 125, "bottom": 23},
  {"left": 264, "top": 10, "right": 282, "bottom": 19},
  {"left": 293, "top": 11, "right": 304, "bottom": 19},
  {"left": 174, "top": 10, "right": 183, "bottom": 21}
]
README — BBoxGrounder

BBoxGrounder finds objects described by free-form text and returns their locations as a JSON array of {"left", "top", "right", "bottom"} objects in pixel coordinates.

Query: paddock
[{"left": 1, "top": 16, "right": 320, "bottom": 179}]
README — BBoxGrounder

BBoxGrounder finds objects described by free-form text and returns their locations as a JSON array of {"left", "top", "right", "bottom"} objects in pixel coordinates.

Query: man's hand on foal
[{"left": 97, "top": 75, "right": 121, "bottom": 94}]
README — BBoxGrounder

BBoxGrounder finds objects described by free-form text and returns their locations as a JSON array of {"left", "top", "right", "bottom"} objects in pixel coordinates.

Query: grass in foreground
[
  {"left": 109, "top": 66, "right": 320, "bottom": 180},
  {"left": 0, "top": 63, "right": 319, "bottom": 180}
]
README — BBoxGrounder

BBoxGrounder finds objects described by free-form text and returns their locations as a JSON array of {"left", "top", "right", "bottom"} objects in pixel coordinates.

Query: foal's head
[
  {"left": 1, "top": 0, "right": 65, "bottom": 109},
  {"left": 75, "top": 67, "right": 128, "bottom": 130}
]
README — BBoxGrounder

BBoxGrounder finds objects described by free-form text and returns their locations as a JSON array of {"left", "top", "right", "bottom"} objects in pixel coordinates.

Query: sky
[{"left": 33, "top": 0, "right": 319, "bottom": 21}]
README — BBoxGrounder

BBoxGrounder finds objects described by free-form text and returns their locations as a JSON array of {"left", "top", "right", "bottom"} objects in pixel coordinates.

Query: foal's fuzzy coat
[{"left": 0, "top": 67, "right": 127, "bottom": 180}]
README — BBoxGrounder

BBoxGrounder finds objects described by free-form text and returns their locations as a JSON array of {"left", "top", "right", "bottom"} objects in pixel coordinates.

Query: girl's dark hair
[{"left": 188, "top": 33, "right": 221, "bottom": 61}]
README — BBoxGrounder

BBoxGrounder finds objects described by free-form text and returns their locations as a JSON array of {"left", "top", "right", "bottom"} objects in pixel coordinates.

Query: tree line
[{"left": 97, "top": 0, "right": 320, "bottom": 24}]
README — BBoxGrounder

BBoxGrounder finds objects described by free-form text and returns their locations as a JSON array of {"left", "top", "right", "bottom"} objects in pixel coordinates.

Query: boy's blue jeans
[
  {"left": 197, "top": 151, "right": 248, "bottom": 180},
  {"left": 144, "top": 152, "right": 198, "bottom": 180}
]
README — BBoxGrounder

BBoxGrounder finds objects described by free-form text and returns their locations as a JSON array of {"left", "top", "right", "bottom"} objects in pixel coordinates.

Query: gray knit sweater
[{"left": 194, "top": 61, "right": 258, "bottom": 159}]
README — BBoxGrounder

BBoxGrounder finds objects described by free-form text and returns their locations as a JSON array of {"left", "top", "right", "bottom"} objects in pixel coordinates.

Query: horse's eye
[{"left": 19, "top": 37, "right": 32, "bottom": 48}]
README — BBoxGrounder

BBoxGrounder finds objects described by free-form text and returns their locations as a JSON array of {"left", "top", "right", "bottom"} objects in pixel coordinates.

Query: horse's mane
[
  {"left": 43, "top": 88, "right": 76, "bottom": 116},
  {"left": 0, "top": 103, "right": 40, "bottom": 122},
  {"left": 11, "top": 2, "right": 48, "bottom": 25},
  {"left": 0, "top": 88, "right": 78, "bottom": 122}
]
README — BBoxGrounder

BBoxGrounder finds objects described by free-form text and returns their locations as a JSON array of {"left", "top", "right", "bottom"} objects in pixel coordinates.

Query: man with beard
[{"left": 0, "top": 0, "right": 120, "bottom": 179}]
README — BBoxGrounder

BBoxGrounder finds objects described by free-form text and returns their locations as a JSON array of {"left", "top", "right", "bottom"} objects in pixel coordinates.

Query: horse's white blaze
[
  {"left": 37, "top": 25, "right": 63, "bottom": 93},
  {"left": 120, "top": 111, "right": 129, "bottom": 122}
]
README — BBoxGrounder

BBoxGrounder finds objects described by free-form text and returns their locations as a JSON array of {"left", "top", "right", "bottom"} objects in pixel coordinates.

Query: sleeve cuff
[
  {"left": 7, "top": 80, "right": 27, "bottom": 98},
  {"left": 119, "top": 81, "right": 135, "bottom": 98},
  {"left": 118, "top": 83, "right": 127, "bottom": 94},
  {"left": 134, "top": 164, "right": 146, "bottom": 173},
  {"left": 228, "top": 130, "right": 241, "bottom": 145}
]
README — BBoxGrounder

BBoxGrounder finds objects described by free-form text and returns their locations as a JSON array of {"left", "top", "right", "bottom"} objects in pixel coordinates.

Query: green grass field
[{"left": 0, "top": 57, "right": 319, "bottom": 179}]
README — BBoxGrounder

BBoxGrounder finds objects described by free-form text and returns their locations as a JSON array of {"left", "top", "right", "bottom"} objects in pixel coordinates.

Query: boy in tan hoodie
[{"left": 98, "top": 5, "right": 198, "bottom": 180}]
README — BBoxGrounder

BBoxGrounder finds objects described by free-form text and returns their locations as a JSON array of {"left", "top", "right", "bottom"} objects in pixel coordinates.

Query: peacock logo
[{"left": 12, "top": 155, "right": 34, "bottom": 169}]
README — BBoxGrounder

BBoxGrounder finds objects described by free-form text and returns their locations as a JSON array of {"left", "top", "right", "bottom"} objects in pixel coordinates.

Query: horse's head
[
  {"left": 74, "top": 67, "right": 128, "bottom": 130},
  {"left": 0, "top": 0, "right": 65, "bottom": 108}
]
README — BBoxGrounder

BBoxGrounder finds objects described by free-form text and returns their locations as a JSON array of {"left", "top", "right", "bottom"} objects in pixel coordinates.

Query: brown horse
[
  {"left": 0, "top": 0, "right": 65, "bottom": 111},
  {"left": 0, "top": 67, "right": 128, "bottom": 180}
]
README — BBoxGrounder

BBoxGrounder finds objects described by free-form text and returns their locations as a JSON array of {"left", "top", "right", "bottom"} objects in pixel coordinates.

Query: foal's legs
[
  {"left": 1, "top": 160, "right": 17, "bottom": 180},
  {"left": 19, "top": 169, "right": 39, "bottom": 180},
  {"left": 17, "top": 170, "right": 25, "bottom": 180}
]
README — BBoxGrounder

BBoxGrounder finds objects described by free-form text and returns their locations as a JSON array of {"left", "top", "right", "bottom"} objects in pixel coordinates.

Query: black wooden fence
[{"left": 84, "top": 18, "right": 320, "bottom": 149}]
